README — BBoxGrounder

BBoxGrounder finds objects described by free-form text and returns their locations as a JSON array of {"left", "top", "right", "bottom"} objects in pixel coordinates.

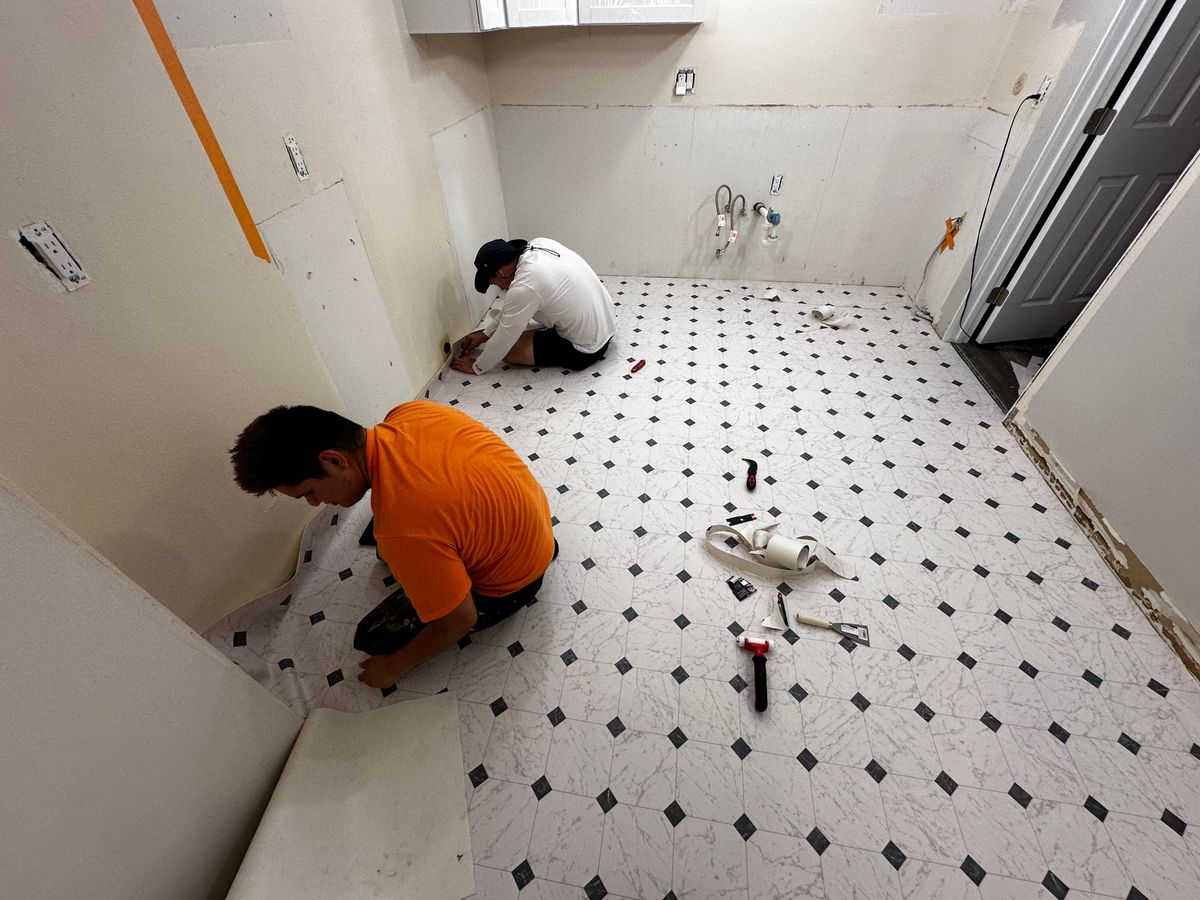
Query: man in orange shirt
[{"left": 230, "top": 401, "right": 556, "bottom": 689}]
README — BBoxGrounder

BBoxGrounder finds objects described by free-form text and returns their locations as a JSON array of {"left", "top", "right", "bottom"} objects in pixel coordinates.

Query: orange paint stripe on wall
[{"left": 131, "top": 0, "right": 270, "bottom": 262}]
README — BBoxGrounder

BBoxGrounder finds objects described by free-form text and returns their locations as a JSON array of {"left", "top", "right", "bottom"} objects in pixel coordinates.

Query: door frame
[{"left": 944, "top": 0, "right": 1170, "bottom": 343}]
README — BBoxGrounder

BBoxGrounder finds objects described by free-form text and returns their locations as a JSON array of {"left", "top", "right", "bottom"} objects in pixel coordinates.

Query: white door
[
  {"left": 505, "top": 0, "right": 577, "bottom": 27},
  {"left": 978, "top": 0, "right": 1200, "bottom": 343},
  {"left": 577, "top": 0, "right": 705, "bottom": 24},
  {"left": 478, "top": 0, "right": 507, "bottom": 30}
]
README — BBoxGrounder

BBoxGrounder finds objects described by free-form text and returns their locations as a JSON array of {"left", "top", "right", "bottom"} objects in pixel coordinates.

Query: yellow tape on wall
[{"left": 131, "top": 0, "right": 270, "bottom": 262}]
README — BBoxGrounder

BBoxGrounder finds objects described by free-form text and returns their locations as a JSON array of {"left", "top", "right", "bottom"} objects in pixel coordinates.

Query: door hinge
[
  {"left": 1083, "top": 106, "right": 1117, "bottom": 136},
  {"left": 985, "top": 286, "right": 1010, "bottom": 307}
]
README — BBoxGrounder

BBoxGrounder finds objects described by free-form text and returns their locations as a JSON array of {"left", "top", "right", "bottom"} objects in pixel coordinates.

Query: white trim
[{"left": 944, "top": 0, "right": 1167, "bottom": 342}]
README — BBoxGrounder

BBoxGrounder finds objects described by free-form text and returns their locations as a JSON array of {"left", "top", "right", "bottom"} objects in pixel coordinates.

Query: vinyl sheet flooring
[{"left": 209, "top": 278, "right": 1200, "bottom": 900}]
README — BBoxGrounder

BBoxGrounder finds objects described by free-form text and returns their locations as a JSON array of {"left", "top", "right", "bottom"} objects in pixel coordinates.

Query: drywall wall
[
  {"left": 1016, "top": 151, "right": 1200, "bottom": 625},
  {"left": 482, "top": 0, "right": 1096, "bottom": 285},
  {"left": 261, "top": 181, "right": 416, "bottom": 425},
  {"left": 1, "top": 1, "right": 490, "bottom": 630},
  {"left": 0, "top": 477, "right": 302, "bottom": 900},
  {"left": 926, "top": 0, "right": 1128, "bottom": 326},
  {"left": 434, "top": 107, "right": 511, "bottom": 322}
]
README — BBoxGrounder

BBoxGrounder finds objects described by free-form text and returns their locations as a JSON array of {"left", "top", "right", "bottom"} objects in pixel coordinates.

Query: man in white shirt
[{"left": 451, "top": 238, "right": 617, "bottom": 376}]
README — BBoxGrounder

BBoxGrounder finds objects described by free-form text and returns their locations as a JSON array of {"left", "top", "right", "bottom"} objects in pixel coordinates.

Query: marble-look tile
[
  {"left": 676, "top": 739, "right": 744, "bottom": 824},
  {"left": 678, "top": 675, "right": 740, "bottom": 745},
  {"left": 863, "top": 705, "right": 940, "bottom": 779},
  {"left": 972, "top": 662, "right": 1049, "bottom": 728},
  {"left": 879, "top": 773, "right": 966, "bottom": 865},
  {"left": 1127, "top": 630, "right": 1199, "bottom": 692},
  {"left": 851, "top": 645, "right": 921, "bottom": 708},
  {"left": 544, "top": 718, "right": 613, "bottom": 797},
  {"left": 610, "top": 728, "right": 676, "bottom": 809},
  {"left": 997, "top": 723, "right": 1086, "bottom": 804},
  {"left": 483, "top": 708, "right": 553, "bottom": 784},
  {"left": 617, "top": 667, "right": 678, "bottom": 735},
  {"left": 1034, "top": 671, "right": 1120, "bottom": 740},
  {"left": 1140, "top": 746, "right": 1200, "bottom": 825},
  {"left": 469, "top": 777, "right": 538, "bottom": 870},
  {"left": 893, "top": 603, "right": 963, "bottom": 659},
  {"left": 1105, "top": 811, "right": 1200, "bottom": 900},
  {"left": 953, "top": 785, "right": 1047, "bottom": 882},
  {"left": 1006, "top": 619, "right": 1083, "bottom": 677},
  {"left": 811, "top": 762, "right": 889, "bottom": 851},
  {"left": 559, "top": 658, "right": 622, "bottom": 724},
  {"left": 448, "top": 642, "right": 514, "bottom": 704},
  {"left": 457, "top": 699, "right": 496, "bottom": 773},
  {"left": 504, "top": 650, "right": 566, "bottom": 714},
  {"left": 794, "top": 637, "right": 859, "bottom": 699},
  {"left": 394, "top": 648, "right": 457, "bottom": 694},
  {"left": 526, "top": 791, "right": 605, "bottom": 887},
  {"left": 681, "top": 622, "right": 738, "bottom": 680},
  {"left": 624, "top": 613, "right": 682, "bottom": 672},
  {"left": 899, "top": 859, "right": 981, "bottom": 900},
  {"left": 598, "top": 803, "right": 673, "bottom": 900},
  {"left": 952, "top": 611, "right": 1022, "bottom": 666},
  {"left": 579, "top": 564, "right": 636, "bottom": 612},
  {"left": 747, "top": 831, "right": 826, "bottom": 900},
  {"left": 1070, "top": 626, "right": 1149, "bottom": 685},
  {"left": 911, "top": 653, "right": 984, "bottom": 718},
  {"left": 976, "top": 874, "right": 1055, "bottom": 900},
  {"left": 930, "top": 714, "right": 1013, "bottom": 791},
  {"left": 1067, "top": 734, "right": 1163, "bottom": 818},
  {"left": 742, "top": 749, "right": 814, "bottom": 838},
  {"left": 626, "top": 569, "right": 685, "bottom": 620},
  {"left": 571, "top": 608, "right": 628, "bottom": 664},
  {"left": 1100, "top": 680, "right": 1190, "bottom": 750},
  {"left": 738, "top": 686, "right": 809, "bottom": 757},
  {"left": 470, "top": 863, "right": 520, "bottom": 900},
  {"left": 519, "top": 600, "right": 578, "bottom": 655},
  {"left": 1026, "top": 798, "right": 1129, "bottom": 896},
  {"left": 680, "top": 575, "right": 738, "bottom": 626},
  {"left": 820, "top": 843, "right": 904, "bottom": 900},
  {"left": 672, "top": 818, "right": 749, "bottom": 899},
  {"left": 804, "top": 695, "right": 873, "bottom": 768}
]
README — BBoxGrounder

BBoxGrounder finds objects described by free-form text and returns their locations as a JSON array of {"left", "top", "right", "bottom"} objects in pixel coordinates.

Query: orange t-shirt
[{"left": 365, "top": 401, "right": 554, "bottom": 622}]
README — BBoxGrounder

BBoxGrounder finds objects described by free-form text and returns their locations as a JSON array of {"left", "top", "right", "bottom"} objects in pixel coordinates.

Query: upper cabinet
[
  {"left": 403, "top": 0, "right": 704, "bottom": 33},
  {"left": 506, "top": 0, "right": 578, "bottom": 28},
  {"left": 578, "top": 1, "right": 706, "bottom": 25}
]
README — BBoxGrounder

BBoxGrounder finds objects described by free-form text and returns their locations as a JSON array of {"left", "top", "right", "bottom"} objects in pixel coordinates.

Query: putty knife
[{"left": 794, "top": 613, "right": 870, "bottom": 647}]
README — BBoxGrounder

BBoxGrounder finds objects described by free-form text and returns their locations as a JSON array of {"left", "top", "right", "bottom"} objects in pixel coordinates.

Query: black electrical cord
[{"left": 956, "top": 93, "right": 1042, "bottom": 340}]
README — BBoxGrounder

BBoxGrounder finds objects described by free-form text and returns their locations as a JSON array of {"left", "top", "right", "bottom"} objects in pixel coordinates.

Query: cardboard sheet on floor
[{"left": 226, "top": 693, "right": 474, "bottom": 900}]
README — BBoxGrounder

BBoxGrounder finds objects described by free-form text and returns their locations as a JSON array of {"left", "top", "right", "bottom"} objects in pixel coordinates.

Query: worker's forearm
[{"left": 385, "top": 616, "right": 470, "bottom": 674}]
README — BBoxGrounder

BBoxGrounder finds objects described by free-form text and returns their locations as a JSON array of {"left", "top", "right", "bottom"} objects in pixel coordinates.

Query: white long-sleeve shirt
[{"left": 472, "top": 238, "right": 616, "bottom": 374}]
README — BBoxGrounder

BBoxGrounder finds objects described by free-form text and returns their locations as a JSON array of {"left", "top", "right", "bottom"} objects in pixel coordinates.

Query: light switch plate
[
  {"left": 284, "top": 134, "right": 310, "bottom": 181},
  {"left": 19, "top": 222, "right": 90, "bottom": 290}
]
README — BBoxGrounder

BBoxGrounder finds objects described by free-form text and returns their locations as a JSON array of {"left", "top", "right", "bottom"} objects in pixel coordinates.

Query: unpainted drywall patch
[
  {"left": 156, "top": 0, "right": 290, "bottom": 50},
  {"left": 1009, "top": 416, "right": 1200, "bottom": 679},
  {"left": 260, "top": 181, "right": 414, "bottom": 425}
]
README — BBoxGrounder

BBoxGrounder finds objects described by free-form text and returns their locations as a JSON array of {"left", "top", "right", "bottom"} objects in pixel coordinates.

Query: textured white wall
[
  {"left": 1017, "top": 153, "right": 1200, "bottom": 624},
  {"left": 0, "top": 478, "right": 301, "bottom": 900},
  {"left": 483, "top": 0, "right": 1093, "bottom": 287},
  {"left": 0, "top": 1, "right": 490, "bottom": 629}
]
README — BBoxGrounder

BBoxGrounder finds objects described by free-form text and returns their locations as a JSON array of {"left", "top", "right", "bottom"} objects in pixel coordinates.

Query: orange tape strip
[{"left": 131, "top": 0, "right": 270, "bottom": 262}]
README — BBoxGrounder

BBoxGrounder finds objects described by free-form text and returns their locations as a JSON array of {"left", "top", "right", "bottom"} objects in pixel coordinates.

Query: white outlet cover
[
  {"left": 284, "top": 134, "right": 310, "bottom": 181},
  {"left": 19, "top": 222, "right": 90, "bottom": 290}
]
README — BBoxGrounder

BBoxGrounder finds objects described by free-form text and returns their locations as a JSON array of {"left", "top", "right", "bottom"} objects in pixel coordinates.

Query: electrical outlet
[
  {"left": 283, "top": 134, "right": 310, "bottom": 181},
  {"left": 674, "top": 68, "right": 694, "bottom": 96},
  {"left": 1035, "top": 76, "right": 1052, "bottom": 105},
  {"left": 770, "top": 174, "right": 784, "bottom": 195},
  {"left": 19, "top": 222, "right": 89, "bottom": 290}
]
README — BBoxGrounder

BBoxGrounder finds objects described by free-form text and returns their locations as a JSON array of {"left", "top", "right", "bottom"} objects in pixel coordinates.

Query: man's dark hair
[{"left": 230, "top": 405, "right": 364, "bottom": 495}]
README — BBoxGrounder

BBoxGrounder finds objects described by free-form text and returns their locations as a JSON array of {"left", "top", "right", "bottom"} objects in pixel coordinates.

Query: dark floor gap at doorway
[{"left": 953, "top": 336, "right": 1061, "bottom": 412}]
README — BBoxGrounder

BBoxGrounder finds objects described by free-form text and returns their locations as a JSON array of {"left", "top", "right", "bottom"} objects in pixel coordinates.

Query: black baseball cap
[{"left": 473, "top": 238, "right": 525, "bottom": 293}]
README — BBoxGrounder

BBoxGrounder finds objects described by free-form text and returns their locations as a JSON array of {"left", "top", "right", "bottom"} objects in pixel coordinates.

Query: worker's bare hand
[
  {"left": 460, "top": 330, "right": 489, "bottom": 354},
  {"left": 450, "top": 356, "right": 477, "bottom": 375},
  {"left": 357, "top": 655, "right": 404, "bottom": 689}
]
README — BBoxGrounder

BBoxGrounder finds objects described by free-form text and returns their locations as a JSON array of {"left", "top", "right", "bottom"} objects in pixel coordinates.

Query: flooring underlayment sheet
[
  {"left": 208, "top": 277, "right": 1200, "bottom": 900},
  {"left": 227, "top": 693, "right": 474, "bottom": 899}
]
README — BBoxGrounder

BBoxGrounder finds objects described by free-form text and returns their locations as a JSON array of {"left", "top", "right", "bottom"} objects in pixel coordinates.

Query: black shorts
[
  {"left": 353, "top": 539, "right": 559, "bottom": 656},
  {"left": 532, "top": 328, "right": 611, "bottom": 371}
]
